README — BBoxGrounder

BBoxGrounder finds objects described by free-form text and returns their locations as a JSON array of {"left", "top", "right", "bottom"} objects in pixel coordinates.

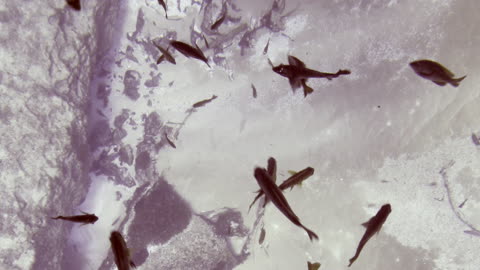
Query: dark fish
[
  {"left": 203, "top": 34, "right": 210, "bottom": 49},
  {"left": 249, "top": 157, "right": 277, "bottom": 211},
  {"left": 253, "top": 167, "right": 318, "bottom": 241},
  {"left": 259, "top": 226, "right": 266, "bottom": 244},
  {"left": 192, "top": 95, "right": 217, "bottom": 108},
  {"left": 66, "top": 0, "right": 81, "bottom": 10},
  {"left": 210, "top": 10, "right": 227, "bottom": 30},
  {"left": 263, "top": 38, "right": 270, "bottom": 55},
  {"left": 409, "top": 59, "right": 466, "bottom": 87},
  {"left": 249, "top": 166, "right": 313, "bottom": 211},
  {"left": 154, "top": 44, "right": 176, "bottom": 65},
  {"left": 164, "top": 132, "right": 176, "bottom": 148},
  {"left": 307, "top": 261, "right": 321, "bottom": 270},
  {"left": 110, "top": 231, "right": 136, "bottom": 270},
  {"left": 278, "top": 167, "right": 314, "bottom": 190},
  {"left": 251, "top": 84, "right": 257, "bottom": 98},
  {"left": 273, "top": 64, "right": 351, "bottom": 81},
  {"left": 170, "top": 40, "right": 210, "bottom": 67},
  {"left": 472, "top": 133, "right": 480, "bottom": 146},
  {"left": 348, "top": 204, "right": 392, "bottom": 267},
  {"left": 51, "top": 211, "right": 98, "bottom": 225},
  {"left": 458, "top": 199, "right": 467, "bottom": 208},
  {"left": 158, "top": 0, "right": 168, "bottom": 18}
]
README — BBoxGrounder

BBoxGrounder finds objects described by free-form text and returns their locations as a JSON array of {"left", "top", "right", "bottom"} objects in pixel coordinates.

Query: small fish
[
  {"left": 110, "top": 231, "right": 136, "bottom": 270},
  {"left": 259, "top": 227, "right": 266, "bottom": 244},
  {"left": 307, "top": 261, "right": 321, "bottom": 270},
  {"left": 409, "top": 59, "right": 466, "bottom": 87},
  {"left": 278, "top": 167, "right": 314, "bottom": 191},
  {"left": 202, "top": 35, "right": 210, "bottom": 49},
  {"left": 210, "top": 10, "right": 227, "bottom": 31},
  {"left": 164, "top": 132, "right": 176, "bottom": 148},
  {"left": 251, "top": 84, "right": 257, "bottom": 98},
  {"left": 253, "top": 167, "right": 318, "bottom": 241},
  {"left": 458, "top": 199, "right": 467, "bottom": 208},
  {"left": 154, "top": 44, "right": 176, "bottom": 65},
  {"left": 263, "top": 38, "right": 270, "bottom": 55},
  {"left": 51, "top": 211, "right": 98, "bottom": 225},
  {"left": 66, "top": 0, "right": 81, "bottom": 10},
  {"left": 348, "top": 204, "right": 392, "bottom": 267},
  {"left": 158, "top": 0, "right": 168, "bottom": 18},
  {"left": 472, "top": 133, "right": 480, "bottom": 146},
  {"left": 273, "top": 64, "right": 350, "bottom": 81},
  {"left": 170, "top": 40, "right": 210, "bottom": 67},
  {"left": 192, "top": 95, "right": 217, "bottom": 108}
]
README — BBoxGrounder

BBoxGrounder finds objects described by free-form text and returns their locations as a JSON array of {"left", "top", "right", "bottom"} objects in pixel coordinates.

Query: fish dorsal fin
[{"left": 362, "top": 217, "right": 374, "bottom": 228}]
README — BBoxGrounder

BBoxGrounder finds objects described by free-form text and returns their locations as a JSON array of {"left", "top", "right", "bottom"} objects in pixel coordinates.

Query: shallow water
[{"left": 1, "top": 0, "right": 479, "bottom": 269}]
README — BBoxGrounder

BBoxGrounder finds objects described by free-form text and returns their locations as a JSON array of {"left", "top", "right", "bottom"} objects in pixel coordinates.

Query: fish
[
  {"left": 263, "top": 38, "right": 270, "bottom": 55},
  {"left": 164, "top": 132, "right": 176, "bottom": 148},
  {"left": 251, "top": 84, "right": 257, "bottom": 98},
  {"left": 110, "top": 231, "right": 136, "bottom": 270},
  {"left": 273, "top": 64, "right": 351, "bottom": 81},
  {"left": 458, "top": 199, "right": 467, "bottom": 208},
  {"left": 259, "top": 226, "right": 266, "bottom": 244},
  {"left": 154, "top": 44, "right": 176, "bottom": 65},
  {"left": 66, "top": 0, "right": 81, "bottom": 10},
  {"left": 278, "top": 167, "right": 314, "bottom": 190},
  {"left": 472, "top": 133, "right": 480, "bottom": 146},
  {"left": 409, "top": 59, "right": 466, "bottom": 87},
  {"left": 51, "top": 211, "right": 98, "bottom": 225},
  {"left": 277, "top": 55, "right": 349, "bottom": 96},
  {"left": 253, "top": 167, "right": 318, "bottom": 241},
  {"left": 249, "top": 165, "right": 313, "bottom": 211},
  {"left": 307, "top": 261, "right": 321, "bottom": 270},
  {"left": 170, "top": 40, "right": 210, "bottom": 67},
  {"left": 249, "top": 157, "right": 277, "bottom": 211},
  {"left": 192, "top": 95, "right": 217, "bottom": 108},
  {"left": 158, "top": 0, "right": 168, "bottom": 18},
  {"left": 348, "top": 204, "right": 392, "bottom": 267},
  {"left": 210, "top": 10, "right": 227, "bottom": 30}
]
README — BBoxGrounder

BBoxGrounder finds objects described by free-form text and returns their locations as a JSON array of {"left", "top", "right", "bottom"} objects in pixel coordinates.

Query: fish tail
[
  {"left": 338, "top": 69, "right": 351, "bottom": 75},
  {"left": 303, "top": 86, "right": 313, "bottom": 97},
  {"left": 348, "top": 256, "right": 356, "bottom": 267},
  {"left": 302, "top": 225, "right": 318, "bottom": 241},
  {"left": 51, "top": 216, "right": 62, "bottom": 220},
  {"left": 451, "top": 75, "right": 466, "bottom": 87}
]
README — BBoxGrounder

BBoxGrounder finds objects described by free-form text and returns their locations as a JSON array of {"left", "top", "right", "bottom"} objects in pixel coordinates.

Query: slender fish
[
  {"left": 254, "top": 167, "right": 318, "bottom": 241},
  {"left": 348, "top": 204, "right": 392, "bottom": 267},
  {"left": 51, "top": 211, "right": 98, "bottom": 225}
]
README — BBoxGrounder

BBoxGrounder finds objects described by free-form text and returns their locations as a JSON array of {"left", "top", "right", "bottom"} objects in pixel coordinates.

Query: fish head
[
  {"left": 272, "top": 64, "right": 293, "bottom": 78},
  {"left": 409, "top": 60, "right": 434, "bottom": 76},
  {"left": 380, "top": 204, "right": 392, "bottom": 214},
  {"left": 90, "top": 215, "right": 99, "bottom": 224}
]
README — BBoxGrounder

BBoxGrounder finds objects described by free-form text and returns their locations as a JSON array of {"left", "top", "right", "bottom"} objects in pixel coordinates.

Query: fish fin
[
  {"left": 156, "top": 55, "right": 165, "bottom": 64},
  {"left": 451, "top": 75, "right": 466, "bottom": 87},
  {"left": 433, "top": 80, "right": 447, "bottom": 86},
  {"left": 302, "top": 83, "right": 314, "bottom": 97},
  {"left": 361, "top": 218, "right": 372, "bottom": 228},
  {"left": 80, "top": 210, "right": 92, "bottom": 215},
  {"left": 303, "top": 226, "right": 318, "bottom": 241},
  {"left": 287, "top": 170, "right": 297, "bottom": 176},
  {"left": 348, "top": 257, "right": 355, "bottom": 267},
  {"left": 130, "top": 260, "right": 137, "bottom": 268}
]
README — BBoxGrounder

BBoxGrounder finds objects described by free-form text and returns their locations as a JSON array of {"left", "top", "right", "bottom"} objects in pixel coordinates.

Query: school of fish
[{"left": 58, "top": 0, "right": 472, "bottom": 269}]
